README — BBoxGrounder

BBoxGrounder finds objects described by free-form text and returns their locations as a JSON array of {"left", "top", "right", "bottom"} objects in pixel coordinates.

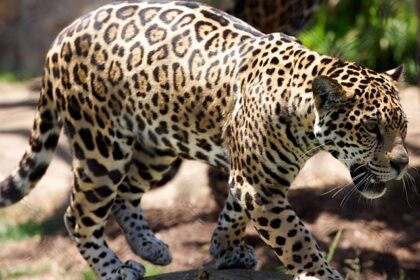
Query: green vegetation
[
  {"left": 264, "top": 265, "right": 287, "bottom": 274},
  {"left": 0, "top": 71, "right": 20, "bottom": 82},
  {"left": 326, "top": 228, "right": 343, "bottom": 264},
  {"left": 299, "top": 0, "right": 418, "bottom": 84},
  {"left": 0, "top": 69, "right": 36, "bottom": 82},
  {"left": 0, "top": 215, "right": 63, "bottom": 242},
  {"left": 144, "top": 262, "right": 165, "bottom": 277},
  {"left": 399, "top": 268, "right": 406, "bottom": 280},
  {"left": 344, "top": 249, "right": 361, "bottom": 280},
  {"left": 80, "top": 269, "right": 97, "bottom": 280},
  {"left": 0, "top": 221, "right": 43, "bottom": 241},
  {"left": 0, "top": 265, "right": 50, "bottom": 279}
]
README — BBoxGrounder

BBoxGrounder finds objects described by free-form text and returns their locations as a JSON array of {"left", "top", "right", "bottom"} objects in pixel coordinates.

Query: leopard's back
[{"left": 47, "top": 1, "right": 268, "bottom": 169}]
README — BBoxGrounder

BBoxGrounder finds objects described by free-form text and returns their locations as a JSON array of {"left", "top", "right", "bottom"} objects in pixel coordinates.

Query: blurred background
[
  {"left": 0, "top": 0, "right": 419, "bottom": 279},
  {"left": 0, "top": 0, "right": 419, "bottom": 83}
]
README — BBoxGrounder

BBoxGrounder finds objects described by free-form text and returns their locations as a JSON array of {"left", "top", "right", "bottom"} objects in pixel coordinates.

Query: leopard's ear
[
  {"left": 385, "top": 65, "right": 404, "bottom": 82},
  {"left": 312, "top": 76, "right": 348, "bottom": 112}
]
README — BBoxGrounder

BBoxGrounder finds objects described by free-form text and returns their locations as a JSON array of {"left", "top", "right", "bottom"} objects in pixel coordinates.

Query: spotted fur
[{"left": 0, "top": 1, "right": 408, "bottom": 280}]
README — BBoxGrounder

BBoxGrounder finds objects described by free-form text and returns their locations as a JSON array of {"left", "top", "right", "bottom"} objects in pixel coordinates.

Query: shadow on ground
[{"left": 252, "top": 166, "right": 420, "bottom": 280}]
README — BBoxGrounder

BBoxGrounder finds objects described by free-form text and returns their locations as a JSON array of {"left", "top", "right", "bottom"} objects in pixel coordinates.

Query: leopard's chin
[
  {"left": 350, "top": 164, "right": 387, "bottom": 200},
  {"left": 358, "top": 183, "right": 387, "bottom": 199}
]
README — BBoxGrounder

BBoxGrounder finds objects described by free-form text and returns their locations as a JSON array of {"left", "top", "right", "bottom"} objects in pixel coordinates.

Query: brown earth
[{"left": 0, "top": 83, "right": 419, "bottom": 279}]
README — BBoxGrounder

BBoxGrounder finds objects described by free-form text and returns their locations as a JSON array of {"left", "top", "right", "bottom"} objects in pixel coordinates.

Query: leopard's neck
[{"left": 231, "top": 34, "right": 342, "bottom": 163}]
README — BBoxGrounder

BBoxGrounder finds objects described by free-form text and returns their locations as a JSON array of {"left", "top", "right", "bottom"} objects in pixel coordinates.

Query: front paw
[
  {"left": 214, "top": 244, "right": 257, "bottom": 269},
  {"left": 136, "top": 237, "right": 172, "bottom": 265},
  {"left": 114, "top": 260, "right": 145, "bottom": 280},
  {"left": 126, "top": 231, "right": 172, "bottom": 265}
]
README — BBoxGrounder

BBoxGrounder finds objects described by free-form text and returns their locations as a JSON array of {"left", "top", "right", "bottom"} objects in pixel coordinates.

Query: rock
[{"left": 144, "top": 268, "right": 292, "bottom": 280}]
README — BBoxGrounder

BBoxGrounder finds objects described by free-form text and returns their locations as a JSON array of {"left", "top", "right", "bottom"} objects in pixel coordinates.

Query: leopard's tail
[{"left": 0, "top": 76, "right": 61, "bottom": 207}]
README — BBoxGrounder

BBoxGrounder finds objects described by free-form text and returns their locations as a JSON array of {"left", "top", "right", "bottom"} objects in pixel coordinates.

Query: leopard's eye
[{"left": 364, "top": 121, "right": 381, "bottom": 138}]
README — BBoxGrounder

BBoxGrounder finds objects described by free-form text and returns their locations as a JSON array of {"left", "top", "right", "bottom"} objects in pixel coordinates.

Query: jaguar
[{"left": 0, "top": 1, "right": 408, "bottom": 279}]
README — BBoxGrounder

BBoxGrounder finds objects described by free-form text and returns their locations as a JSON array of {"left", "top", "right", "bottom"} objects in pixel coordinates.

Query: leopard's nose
[{"left": 390, "top": 156, "right": 409, "bottom": 174}]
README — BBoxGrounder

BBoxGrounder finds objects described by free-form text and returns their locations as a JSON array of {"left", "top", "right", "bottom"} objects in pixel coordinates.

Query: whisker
[
  {"left": 340, "top": 177, "right": 362, "bottom": 208},
  {"left": 405, "top": 172, "right": 418, "bottom": 195},
  {"left": 410, "top": 167, "right": 420, "bottom": 176},
  {"left": 321, "top": 185, "right": 342, "bottom": 196},
  {"left": 351, "top": 171, "right": 367, "bottom": 181},
  {"left": 296, "top": 143, "right": 327, "bottom": 162},
  {"left": 321, "top": 179, "right": 353, "bottom": 199},
  {"left": 340, "top": 186, "right": 357, "bottom": 208},
  {"left": 332, "top": 183, "right": 350, "bottom": 198},
  {"left": 358, "top": 174, "right": 373, "bottom": 204},
  {"left": 402, "top": 176, "right": 412, "bottom": 207}
]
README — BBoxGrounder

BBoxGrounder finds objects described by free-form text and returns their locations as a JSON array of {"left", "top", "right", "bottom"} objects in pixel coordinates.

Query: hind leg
[
  {"left": 112, "top": 144, "right": 178, "bottom": 265},
  {"left": 64, "top": 135, "right": 144, "bottom": 280}
]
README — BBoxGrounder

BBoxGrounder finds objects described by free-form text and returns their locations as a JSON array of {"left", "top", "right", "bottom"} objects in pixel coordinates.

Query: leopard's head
[{"left": 312, "top": 64, "right": 408, "bottom": 199}]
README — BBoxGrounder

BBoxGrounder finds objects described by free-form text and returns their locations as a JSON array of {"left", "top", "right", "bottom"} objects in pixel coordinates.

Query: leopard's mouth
[{"left": 350, "top": 164, "right": 387, "bottom": 199}]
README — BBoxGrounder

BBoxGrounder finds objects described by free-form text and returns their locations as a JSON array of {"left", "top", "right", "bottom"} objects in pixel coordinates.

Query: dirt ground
[{"left": 0, "top": 82, "right": 419, "bottom": 280}]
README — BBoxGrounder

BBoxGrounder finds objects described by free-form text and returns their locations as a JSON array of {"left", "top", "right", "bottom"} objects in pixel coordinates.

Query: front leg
[
  {"left": 210, "top": 189, "right": 256, "bottom": 269},
  {"left": 229, "top": 173, "right": 342, "bottom": 280}
]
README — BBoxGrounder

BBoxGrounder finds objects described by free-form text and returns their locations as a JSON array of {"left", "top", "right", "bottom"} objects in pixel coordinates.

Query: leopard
[{"left": 0, "top": 1, "right": 408, "bottom": 279}]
